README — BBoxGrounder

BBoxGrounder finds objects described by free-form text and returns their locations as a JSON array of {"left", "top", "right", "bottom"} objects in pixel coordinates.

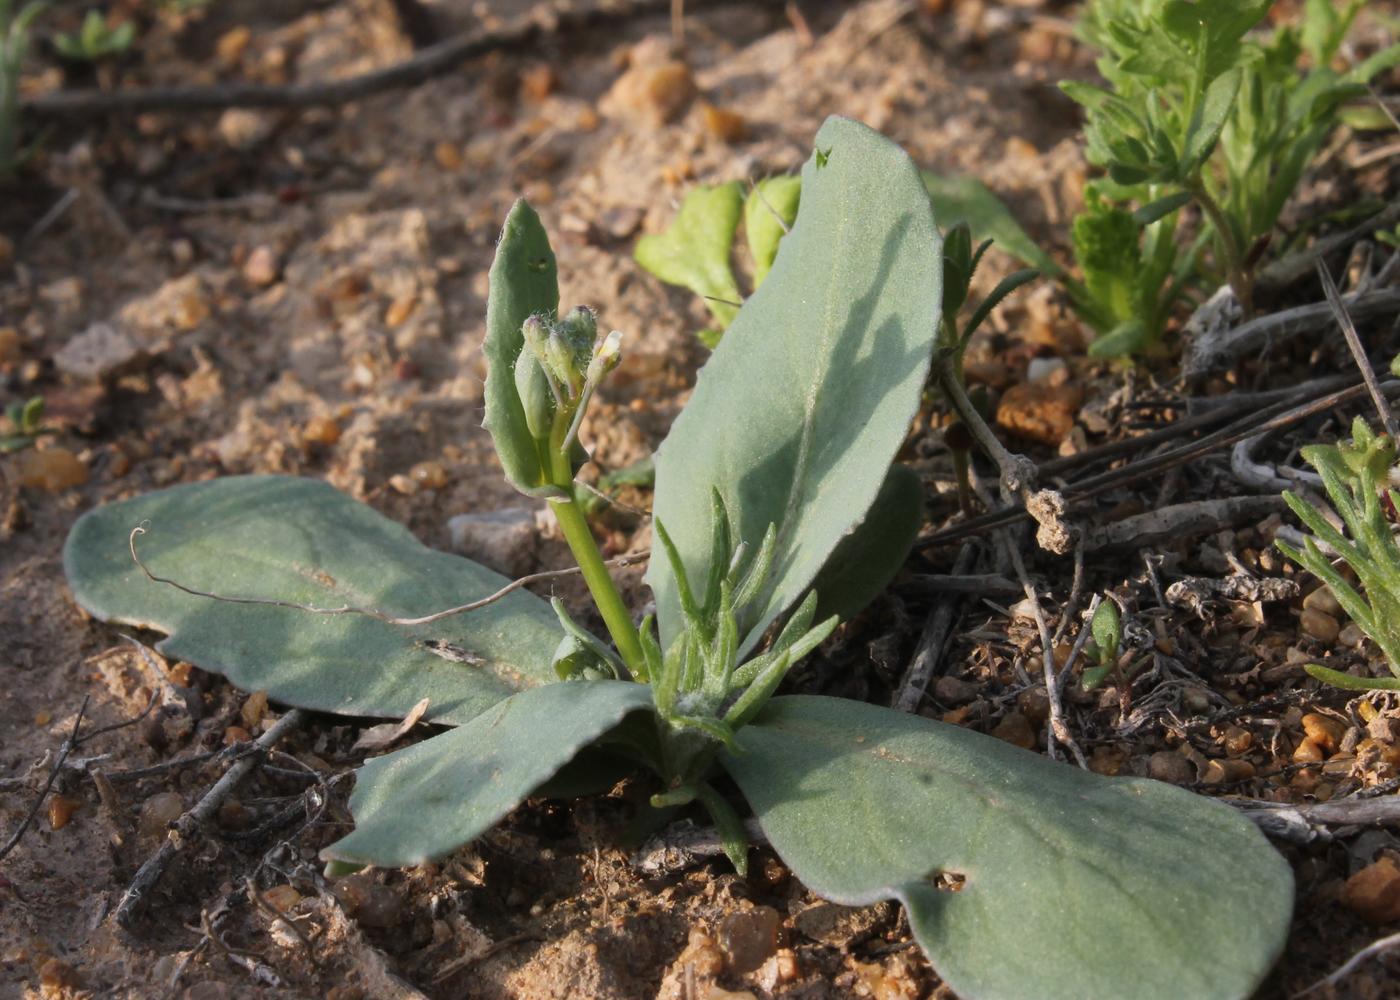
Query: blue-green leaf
[
  {"left": 649, "top": 118, "right": 943, "bottom": 651},
  {"left": 483, "top": 200, "right": 561, "bottom": 498},
  {"left": 724, "top": 696, "right": 1293, "bottom": 1000},
  {"left": 324, "top": 681, "right": 654, "bottom": 866},
  {"left": 63, "top": 476, "right": 562, "bottom": 725}
]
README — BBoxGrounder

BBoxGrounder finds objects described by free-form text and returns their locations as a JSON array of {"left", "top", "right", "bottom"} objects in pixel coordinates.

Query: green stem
[
  {"left": 545, "top": 421, "right": 647, "bottom": 679},
  {"left": 1188, "top": 178, "right": 1253, "bottom": 316}
]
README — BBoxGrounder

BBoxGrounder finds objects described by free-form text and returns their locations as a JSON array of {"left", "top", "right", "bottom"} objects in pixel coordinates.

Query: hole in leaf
[{"left": 929, "top": 870, "right": 967, "bottom": 893}]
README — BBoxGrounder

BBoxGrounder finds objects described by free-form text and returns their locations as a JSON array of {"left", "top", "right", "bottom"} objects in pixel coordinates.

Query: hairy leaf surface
[
  {"left": 725, "top": 696, "right": 1293, "bottom": 1000},
  {"left": 483, "top": 199, "right": 561, "bottom": 497},
  {"left": 649, "top": 117, "right": 942, "bottom": 650},
  {"left": 324, "top": 681, "right": 654, "bottom": 866},
  {"left": 64, "top": 476, "right": 561, "bottom": 725}
]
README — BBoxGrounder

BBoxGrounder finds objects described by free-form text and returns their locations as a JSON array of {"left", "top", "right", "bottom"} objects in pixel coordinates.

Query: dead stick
[
  {"left": 1317, "top": 258, "right": 1400, "bottom": 441},
  {"left": 20, "top": 0, "right": 783, "bottom": 118},
  {"left": 115, "top": 709, "right": 306, "bottom": 929},
  {"left": 893, "top": 542, "right": 977, "bottom": 713},
  {"left": 0, "top": 697, "right": 89, "bottom": 863}
]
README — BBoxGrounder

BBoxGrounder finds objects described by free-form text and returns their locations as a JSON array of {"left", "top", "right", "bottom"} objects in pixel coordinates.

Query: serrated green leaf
[
  {"left": 1183, "top": 67, "right": 1242, "bottom": 174},
  {"left": 483, "top": 200, "right": 561, "bottom": 498},
  {"left": 63, "top": 476, "right": 562, "bottom": 725},
  {"left": 635, "top": 182, "right": 745, "bottom": 331},
  {"left": 744, "top": 176, "right": 801, "bottom": 288},
  {"left": 649, "top": 118, "right": 943, "bottom": 652},
  {"left": 725, "top": 696, "right": 1293, "bottom": 1000},
  {"left": 812, "top": 463, "right": 923, "bottom": 623},
  {"left": 921, "top": 171, "right": 1062, "bottom": 276},
  {"left": 324, "top": 681, "right": 654, "bottom": 866}
]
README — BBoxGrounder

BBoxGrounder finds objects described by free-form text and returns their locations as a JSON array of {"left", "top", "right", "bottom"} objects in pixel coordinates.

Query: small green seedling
[
  {"left": 1081, "top": 596, "right": 1123, "bottom": 691},
  {"left": 65, "top": 119, "right": 1292, "bottom": 1000},
  {"left": 1, "top": 395, "right": 49, "bottom": 452},
  {"left": 1278, "top": 417, "right": 1400, "bottom": 691},
  {"left": 634, "top": 176, "right": 799, "bottom": 346},
  {"left": 0, "top": 0, "right": 45, "bottom": 178},
  {"left": 53, "top": 9, "right": 133, "bottom": 61}
]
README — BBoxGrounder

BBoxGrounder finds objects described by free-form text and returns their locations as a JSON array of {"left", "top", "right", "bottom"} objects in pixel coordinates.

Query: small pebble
[
  {"left": 990, "top": 712, "right": 1034, "bottom": 749},
  {"left": 140, "top": 791, "right": 185, "bottom": 836},
  {"left": 223, "top": 725, "right": 251, "bottom": 745},
  {"left": 1339, "top": 622, "right": 1366, "bottom": 648},
  {"left": 1302, "top": 587, "right": 1342, "bottom": 617},
  {"left": 410, "top": 460, "right": 448, "bottom": 490},
  {"left": 14, "top": 447, "right": 89, "bottom": 492},
  {"left": 0, "top": 326, "right": 22, "bottom": 366},
  {"left": 241, "top": 690, "right": 268, "bottom": 729},
  {"left": 995, "top": 382, "right": 1083, "bottom": 447},
  {"left": 389, "top": 473, "right": 418, "bottom": 495},
  {"left": 1200, "top": 758, "right": 1254, "bottom": 784},
  {"left": 1302, "top": 713, "right": 1346, "bottom": 753},
  {"left": 47, "top": 795, "right": 79, "bottom": 830},
  {"left": 932, "top": 675, "right": 978, "bottom": 705},
  {"left": 262, "top": 884, "right": 302, "bottom": 912},
  {"left": 301, "top": 416, "right": 342, "bottom": 447},
  {"left": 701, "top": 103, "right": 748, "bottom": 143},
  {"left": 242, "top": 246, "right": 280, "bottom": 287},
  {"left": 1300, "top": 608, "right": 1340, "bottom": 643},
  {"left": 717, "top": 905, "right": 782, "bottom": 974},
  {"left": 1016, "top": 687, "right": 1050, "bottom": 725},
  {"left": 1291, "top": 738, "right": 1325, "bottom": 764},
  {"left": 434, "top": 141, "right": 463, "bottom": 171},
  {"left": 1147, "top": 751, "right": 1195, "bottom": 785},
  {"left": 385, "top": 294, "right": 417, "bottom": 328},
  {"left": 1342, "top": 858, "right": 1400, "bottom": 923}
]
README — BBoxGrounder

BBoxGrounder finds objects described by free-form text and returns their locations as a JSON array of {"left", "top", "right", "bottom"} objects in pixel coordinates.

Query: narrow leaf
[
  {"left": 324, "top": 681, "right": 654, "bottom": 866},
  {"left": 744, "top": 176, "right": 801, "bottom": 287},
  {"left": 483, "top": 200, "right": 561, "bottom": 498},
  {"left": 921, "top": 171, "right": 1062, "bottom": 276}
]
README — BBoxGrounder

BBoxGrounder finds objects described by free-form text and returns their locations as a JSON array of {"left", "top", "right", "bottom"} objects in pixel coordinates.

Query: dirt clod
[{"left": 1342, "top": 858, "right": 1400, "bottom": 924}]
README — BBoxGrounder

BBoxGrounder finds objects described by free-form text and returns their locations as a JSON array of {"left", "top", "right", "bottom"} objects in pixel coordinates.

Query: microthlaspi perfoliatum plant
[{"left": 63, "top": 117, "right": 1292, "bottom": 1000}]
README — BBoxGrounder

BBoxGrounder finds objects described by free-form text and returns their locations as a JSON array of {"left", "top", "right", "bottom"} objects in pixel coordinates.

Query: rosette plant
[{"left": 65, "top": 118, "right": 1292, "bottom": 999}]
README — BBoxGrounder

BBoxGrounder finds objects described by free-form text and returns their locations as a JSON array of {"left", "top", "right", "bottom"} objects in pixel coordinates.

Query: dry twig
[{"left": 115, "top": 709, "right": 307, "bottom": 929}]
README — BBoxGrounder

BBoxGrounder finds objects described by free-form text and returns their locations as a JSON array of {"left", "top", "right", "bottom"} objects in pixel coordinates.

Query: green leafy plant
[
  {"left": 1067, "top": 0, "right": 1400, "bottom": 317},
  {"left": 65, "top": 118, "right": 1292, "bottom": 999},
  {"left": 1, "top": 0, "right": 45, "bottom": 178},
  {"left": 634, "top": 177, "right": 799, "bottom": 346},
  {"left": 1278, "top": 417, "right": 1400, "bottom": 691},
  {"left": 1, "top": 395, "right": 49, "bottom": 452},
  {"left": 53, "top": 9, "right": 133, "bottom": 61}
]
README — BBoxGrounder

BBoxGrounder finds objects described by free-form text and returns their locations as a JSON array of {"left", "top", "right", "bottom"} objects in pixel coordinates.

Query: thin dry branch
[
  {"left": 129, "top": 524, "right": 648, "bottom": 626},
  {"left": 20, "top": 0, "right": 783, "bottom": 118},
  {"left": 1317, "top": 258, "right": 1400, "bottom": 441},
  {"left": 115, "top": 709, "right": 307, "bottom": 929},
  {"left": 1185, "top": 287, "right": 1400, "bottom": 379}
]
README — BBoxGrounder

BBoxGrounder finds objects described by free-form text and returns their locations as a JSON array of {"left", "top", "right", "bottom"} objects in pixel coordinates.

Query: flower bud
[{"left": 586, "top": 329, "right": 623, "bottom": 385}]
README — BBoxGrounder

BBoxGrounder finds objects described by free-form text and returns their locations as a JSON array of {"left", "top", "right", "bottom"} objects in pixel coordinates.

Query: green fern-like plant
[{"left": 1278, "top": 417, "right": 1400, "bottom": 690}]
